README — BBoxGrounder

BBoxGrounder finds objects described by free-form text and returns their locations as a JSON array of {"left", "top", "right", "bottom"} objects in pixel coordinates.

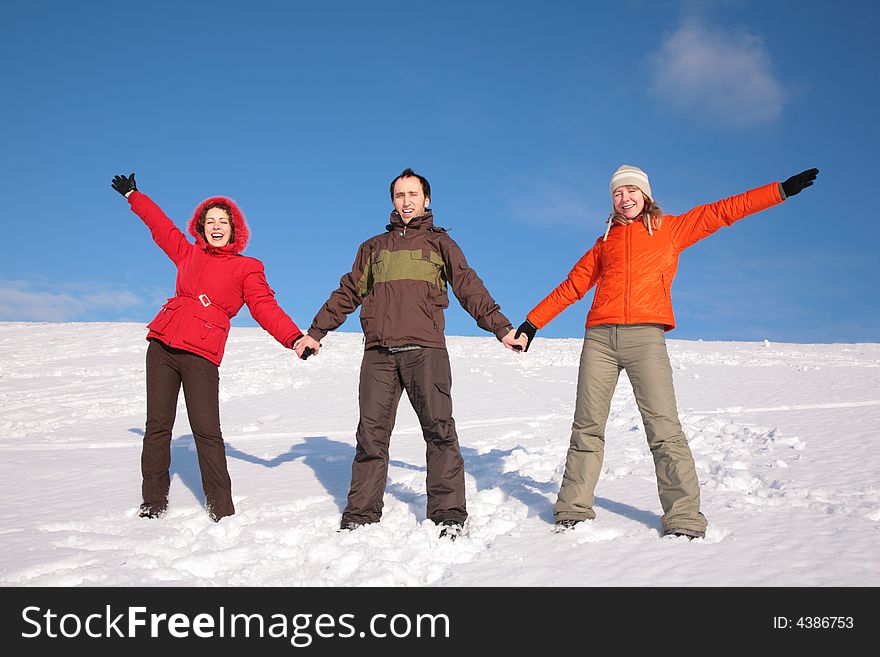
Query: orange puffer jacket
[{"left": 527, "top": 182, "right": 784, "bottom": 332}]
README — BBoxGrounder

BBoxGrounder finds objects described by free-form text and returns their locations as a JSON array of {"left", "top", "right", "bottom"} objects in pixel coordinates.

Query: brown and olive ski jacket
[{"left": 307, "top": 210, "right": 512, "bottom": 350}]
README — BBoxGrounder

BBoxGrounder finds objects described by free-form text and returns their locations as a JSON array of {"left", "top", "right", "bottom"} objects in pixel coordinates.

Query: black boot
[
  {"left": 554, "top": 518, "right": 583, "bottom": 532},
  {"left": 664, "top": 527, "right": 705, "bottom": 540},
  {"left": 138, "top": 503, "right": 166, "bottom": 519},
  {"left": 339, "top": 520, "right": 371, "bottom": 532},
  {"left": 437, "top": 519, "right": 464, "bottom": 541}
]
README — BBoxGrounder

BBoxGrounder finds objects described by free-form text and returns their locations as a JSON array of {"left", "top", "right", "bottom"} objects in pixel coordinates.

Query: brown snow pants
[
  {"left": 554, "top": 325, "right": 707, "bottom": 535},
  {"left": 141, "top": 338, "right": 235, "bottom": 521},
  {"left": 342, "top": 346, "right": 467, "bottom": 526}
]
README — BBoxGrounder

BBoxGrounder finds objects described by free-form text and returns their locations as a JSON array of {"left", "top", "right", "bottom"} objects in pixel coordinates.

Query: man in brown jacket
[{"left": 295, "top": 168, "right": 526, "bottom": 538}]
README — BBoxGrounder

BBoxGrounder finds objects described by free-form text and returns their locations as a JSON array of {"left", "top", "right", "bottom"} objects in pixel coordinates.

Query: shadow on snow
[{"left": 128, "top": 429, "right": 660, "bottom": 531}]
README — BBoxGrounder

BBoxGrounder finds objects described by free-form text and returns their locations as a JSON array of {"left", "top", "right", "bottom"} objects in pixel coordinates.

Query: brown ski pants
[
  {"left": 342, "top": 346, "right": 467, "bottom": 526},
  {"left": 141, "top": 339, "right": 235, "bottom": 521}
]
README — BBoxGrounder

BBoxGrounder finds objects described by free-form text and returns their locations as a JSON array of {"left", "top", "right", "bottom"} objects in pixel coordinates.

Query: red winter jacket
[
  {"left": 527, "top": 183, "right": 784, "bottom": 332},
  {"left": 128, "top": 192, "right": 303, "bottom": 365}
]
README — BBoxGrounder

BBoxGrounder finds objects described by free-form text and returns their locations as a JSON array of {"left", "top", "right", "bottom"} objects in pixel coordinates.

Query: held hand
[
  {"left": 501, "top": 328, "right": 528, "bottom": 352},
  {"left": 294, "top": 334, "right": 321, "bottom": 359},
  {"left": 111, "top": 173, "right": 138, "bottom": 197},
  {"left": 513, "top": 320, "right": 537, "bottom": 353},
  {"left": 781, "top": 168, "right": 819, "bottom": 198}
]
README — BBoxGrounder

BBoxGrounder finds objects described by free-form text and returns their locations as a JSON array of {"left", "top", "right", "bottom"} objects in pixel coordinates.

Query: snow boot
[
  {"left": 554, "top": 518, "right": 583, "bottom": 532},
  {"left": 664, "top": 527, "right": 705, "bottom": 540},
  {"left": 339, "top": 520, "right": 370, "bottom": 532},
  {"left": 138, "top": 503, "right": 166, "bottom": 519},
  {"left": 437, "top": 519, "right": 464, "bottom": 541}
]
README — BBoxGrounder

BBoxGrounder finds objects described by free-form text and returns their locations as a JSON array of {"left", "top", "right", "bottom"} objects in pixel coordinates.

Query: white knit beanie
[{"left": 610, "top": 164, "right": 652, "bottom": 200}]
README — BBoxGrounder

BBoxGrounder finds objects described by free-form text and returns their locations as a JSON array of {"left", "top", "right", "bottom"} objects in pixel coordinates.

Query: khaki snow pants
[
  {"left": 342, "top": 346, "right": 467, "bottom": 526},
  {"left": 554, "top": 325, "right": 707, "bottom": 534},
  {"left": 142, "top": 339, "right": 235, "bottom": 521}
]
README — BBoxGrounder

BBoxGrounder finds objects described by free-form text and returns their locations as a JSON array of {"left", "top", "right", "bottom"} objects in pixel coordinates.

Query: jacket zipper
[
  {"left": 382, "top": 224, "right": 407, "bottom": 344},
  {"left": 624, "top": 224, "right": 631, "bottom": 322}
]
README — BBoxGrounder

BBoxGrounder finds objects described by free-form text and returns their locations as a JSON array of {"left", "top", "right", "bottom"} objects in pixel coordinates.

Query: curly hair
[{"left": 195, "top": 202, "right": 236, "bottom": 244}]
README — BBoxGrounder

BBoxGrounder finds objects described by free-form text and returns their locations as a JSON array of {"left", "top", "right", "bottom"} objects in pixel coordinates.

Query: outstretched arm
[
  {"left": 242, "top": 263, "right": 304, "bottom": 351},
  {"left": 111, "top": 172, "right": 191, "bottom": 264},
  {"left": 304, "top": 241, "right": 372, "bottom": 355},
  {"left": 440, "top": 236, "right": 513, "bottom": 342},
  {"left": 525, "top": 237, "right": 603, "bottom": 333},
  {"left": 668, "top": 167, "right": 819, "bottom": 251}
]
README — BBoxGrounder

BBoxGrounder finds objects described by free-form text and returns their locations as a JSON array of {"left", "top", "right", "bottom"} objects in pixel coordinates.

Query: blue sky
[{"left": 1, "top": 0, "right": 877, "bottom": 343}]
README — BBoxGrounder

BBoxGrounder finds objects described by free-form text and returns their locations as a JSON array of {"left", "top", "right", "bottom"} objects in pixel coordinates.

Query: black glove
[
  {"left": 513, "top": 320, "right": 537, "bottom": 352},
  {"left": 293, "top": 336, "right": 316, "bottom": 360},
  {"left": 781, "top": 168, "right": 818, "bottom": 198},
  {"left": 111, "top": 173, "right": 137, "bottom": 197}
]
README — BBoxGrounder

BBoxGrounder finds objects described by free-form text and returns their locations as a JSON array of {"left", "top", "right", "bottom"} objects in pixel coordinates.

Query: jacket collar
[
  {"left": 200, "top": 243, "right": 239, "bottom": 255},
  {"left": 387, "top": 208, "right": 435, "bottom": 232}
]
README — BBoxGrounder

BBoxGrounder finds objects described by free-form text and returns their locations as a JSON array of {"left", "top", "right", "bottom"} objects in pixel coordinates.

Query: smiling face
[
  {"left": 392, "top": 176, "right": 430, "bottom": 225},
  {"left": 612, "top": 185, "right": 646, "bottom": 220},
  {"left": 203, "top": 207, "right": 232, "bottom": 247}
]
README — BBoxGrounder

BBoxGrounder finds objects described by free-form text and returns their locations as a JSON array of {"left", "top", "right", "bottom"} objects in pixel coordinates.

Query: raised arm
[{"left": 111, "top": 172, "right": 191, "bottom": 264}]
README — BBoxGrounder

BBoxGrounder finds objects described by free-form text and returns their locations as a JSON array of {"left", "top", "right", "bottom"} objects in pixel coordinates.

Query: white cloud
[
  {"left": 505, "top": 177, "right": 606, "bottom": 231},
  {"left": 0, "top": 279, "right": 143, "bottom": 321},
  {"left": 647, "top": 19, "right": 785, "bottom": 127}
]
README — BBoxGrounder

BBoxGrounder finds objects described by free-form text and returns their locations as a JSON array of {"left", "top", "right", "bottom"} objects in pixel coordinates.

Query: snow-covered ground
[{"left": 0, "top": 322, "right": 877, "bottom": 587}]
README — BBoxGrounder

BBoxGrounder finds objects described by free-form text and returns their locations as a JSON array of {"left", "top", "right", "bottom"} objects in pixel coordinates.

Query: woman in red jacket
[
  {"left": 515, "top": 165, "right": 819, "bottom": 539},
  {"left": 111, "top": 173, "right": 305, "bottom": 522}
]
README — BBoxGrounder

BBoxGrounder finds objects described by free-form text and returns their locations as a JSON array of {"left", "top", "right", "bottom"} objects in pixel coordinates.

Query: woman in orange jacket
[{"left": 515, "top": 165, "right": 819, "bottom": 538}]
